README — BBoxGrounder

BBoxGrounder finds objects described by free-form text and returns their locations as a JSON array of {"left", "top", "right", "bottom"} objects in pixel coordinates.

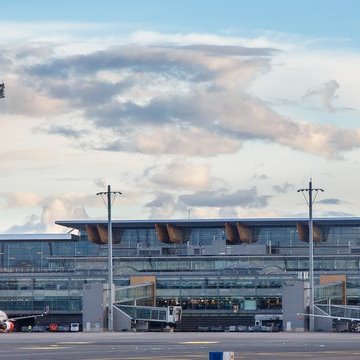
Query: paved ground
[{"left": 3, "top": 331, "right": 360, "bottom": 359}]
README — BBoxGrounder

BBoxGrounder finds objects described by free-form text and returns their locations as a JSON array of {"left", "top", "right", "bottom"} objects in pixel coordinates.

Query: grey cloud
[
  {"left": 95, "top": 126, "right": 241, "bottom": 157},
  {"left": 95, "top": 140, "right": 127, "bottom": 152},
  {"left": 273, "top": 182, "right": 295, "bottom": 194},
  {"left": 146, "top": 192, "right": 187, "bottom": 219},
  {"left": 146, "top": 193, "right": 175, "bottom": 208},
  {"left": 6, "top": 214, "right": 45, "bottom": 233},
  {"left": 179, "top": 187, "right": 270, "bottom": 208},
  {"left": 16, "top": 45, "right": 55, "bottom": 60},
  {"left": 319, "top": 210, "right": 355, "bottom": 217},
  {"left": 88, "top": 98, "right": 177, "bottom": 128},
  {"left": 28, "top": 46, "right": 213, "bottom": 81},
  {"left": 143, "top": 160, "right": 213, "bottom": 191},
  {"left": 254, "top": 174, "right": 268, "bottom": 180},
  {"left": 87, "top": 93, "right": 205, "bottom": 129},
  {"left": 175, "top": 44, "right": 279, "bottom": 57},
  {"left": 302, "top": 80, "right": 354, "bottom": 112},
  {"left": 6, "top": 204, "right": 90, "bottom": 234},
  {"left": 46, "top": 80, "right": 130, "bottom": 107},
  {"left": 44, "top": 125, "right": 84, "bottom": 139},
  {"left": 94, "top": 178, "right": 106, "bottom": 188},
  {"left": 12, "top": 43, "right": 360, "bottom": 158},
  {"left": 218, "top": 207, "right": 238, "bottom": 217},
  {"left": 318, "top": 198, "right": 344, "bottom": 205}
]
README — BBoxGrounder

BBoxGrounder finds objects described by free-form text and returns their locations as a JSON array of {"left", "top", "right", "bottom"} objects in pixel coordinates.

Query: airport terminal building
[{"left": 1, "top": 217, "right": 360, "bottom": 331}]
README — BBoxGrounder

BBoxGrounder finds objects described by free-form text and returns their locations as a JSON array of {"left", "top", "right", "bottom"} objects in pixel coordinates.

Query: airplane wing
[
  {"left": 8, "top": 307, "right": 49, "bottom": 322},
  {"left": 8, "top": 313, "right": 45, "bottom": 322}
]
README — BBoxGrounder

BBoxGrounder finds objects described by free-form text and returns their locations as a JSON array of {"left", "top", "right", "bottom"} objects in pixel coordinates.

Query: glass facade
[{"left": 1, "top": 218, "right": 360, "bottom": 322}]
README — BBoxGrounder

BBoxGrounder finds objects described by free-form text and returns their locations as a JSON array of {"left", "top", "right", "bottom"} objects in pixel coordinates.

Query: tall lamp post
[
  {"left": 96, "top": 185, "right": 122, "bottom": 331},
  {"left": 298, "top": 179, "right": 324, "bottom": 331}
]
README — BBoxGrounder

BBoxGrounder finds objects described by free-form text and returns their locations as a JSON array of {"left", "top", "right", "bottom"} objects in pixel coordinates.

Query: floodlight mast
[
  {"left": 96, "top": 185, "right": 122, "bottom": 331},
  {"left": 297, "top": 179, "right": 324, "bottom": 332}
]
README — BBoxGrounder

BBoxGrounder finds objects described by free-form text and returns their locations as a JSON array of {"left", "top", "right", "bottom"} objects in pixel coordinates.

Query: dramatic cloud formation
[
  {"left": 2, "top": 42, "right": 357, "bottom": 159},
  {"left": 1, "top": 22, "right": 360, "bottom": 232}
]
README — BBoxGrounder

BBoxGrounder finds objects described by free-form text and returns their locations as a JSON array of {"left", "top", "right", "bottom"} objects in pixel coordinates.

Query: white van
[{"left": 70, "top": 323, "right": 80, "bottom": 332}]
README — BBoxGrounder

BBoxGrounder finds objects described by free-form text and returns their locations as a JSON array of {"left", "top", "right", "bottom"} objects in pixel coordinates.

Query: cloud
[
  {"left": 273, "top": 182, "right": 295, "bottom": 194},
  {"left": 145, "top": 160, "right": 212, "bottom": 190},
  {"left": 146, "top": 192, "right": 186, "bottom": 219},
  {"left": 175, "top": 44, "right": 279, "bottom": 57},
  {"left": 0, "top": 192, "right": 42, "bottom": 208},
  {"left": 319, "top": 210, "right": 355, "bottom": 217},
  {"left": 6, "top": 214, "right": 45, "bottom": 233},
  {"left": 40, "top": 197, "right": 89, "bottom": 232},
  {"left": 27, "top": 45, "right": 214, "bottom": 82},
  {"left": 318, "top": 198, "right": 344, "bottom": 205},
  {"left": 2, "top": 192, "right": 95, "bottom": 233},
  {"left": 144, "top": 187, "right": 271, "bottom": 219},
  {"left": 0, "top": 78, "right": 65, "bottom": 116},
  {"left": 42, "top": 125, "right": 84, "bottom": 138},
  {"left": 179, "top": 187, "right": 270, "bottom": 208},
  {"left": 302, "top": 80, "right": 353, "bottom": 112},
  {"left": 98, "top": 126, "right": 241, "bottom": 156},
  {"left": 94, "top": 178, "right": 106, "bottom": 188},
  {"left": 3, "top": 37, "right": 360, "bottom": 161},
  {"left": 254, "top": 174, "right": 268, "bottom": 180}
]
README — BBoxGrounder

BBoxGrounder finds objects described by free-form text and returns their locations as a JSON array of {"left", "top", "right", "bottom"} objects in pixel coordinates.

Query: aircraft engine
[{"left": 0, "top": 321, "right": 14, "bottom": 332}]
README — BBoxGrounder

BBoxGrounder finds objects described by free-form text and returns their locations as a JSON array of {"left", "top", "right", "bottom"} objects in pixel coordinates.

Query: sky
[{"left": 1, "top": 0, "right": 360, "bottom": 233}]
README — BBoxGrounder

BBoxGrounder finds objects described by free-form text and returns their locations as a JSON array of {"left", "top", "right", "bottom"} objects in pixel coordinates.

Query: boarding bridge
[
  {"left": 115, "top": 305, "right": 182, "bottom": 324},
  {"left": 314, "top": 304, "right": 360, "bottom": 321},
  {"left": 314, "top": 281, "right": 344, "bottom": 304},
  {"left": 113, "top": 282, "right": 182, "bottom": 331},
  {"left": 114, "top": 282, "right": 155, "bottom": 305},
  {"left": 310, "top": 281, "right": 360, "bottom": 331},
  {"left": 113, "top": 304, "right": 182, "bottom": 332},
  {"left": 83, "top": 282, "right": 182, "bottom": 332}
]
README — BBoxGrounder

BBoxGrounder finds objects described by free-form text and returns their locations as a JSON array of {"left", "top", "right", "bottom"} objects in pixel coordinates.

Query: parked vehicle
[
  {"left": 49, "top": 323, "right": 58, "bottom": 332},
  {"left": 57, "top": 325, "right": 70, "bottom": 332},
  {"left": 70, "top": 323, "right": 80, "bottom": 332}
]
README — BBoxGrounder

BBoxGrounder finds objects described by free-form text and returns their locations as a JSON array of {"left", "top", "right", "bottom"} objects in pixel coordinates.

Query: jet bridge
[
  {"left": 289, "top": 279, "right": 359, "bottom": 332},
  {"left": 113, "top": 304, "right": 182, "bottom": 332},
  {"left": 113, "top": 282, "right": 182, "bottom": 331},
  {"left": 83, "top": 281, "right": 182, "bottom": 332}
]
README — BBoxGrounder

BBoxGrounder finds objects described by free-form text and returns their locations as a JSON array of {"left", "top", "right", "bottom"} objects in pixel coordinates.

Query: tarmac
[{"left": 3, "top": 331, "right": 360, "bottom": 360}]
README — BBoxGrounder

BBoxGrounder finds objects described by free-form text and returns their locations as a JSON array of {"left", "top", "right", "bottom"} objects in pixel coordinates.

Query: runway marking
[
  {"left": 91, "top": 357, "right": 205, "bottom": 360},
  {"left": 179, "top": 341, "right": 218, "bottom": 344},
  {"left": 21, "top": 346, "right": 66, "bottom": 350},
  {"left": 58, "top": 341, "right": 92, "bottom": 345}
]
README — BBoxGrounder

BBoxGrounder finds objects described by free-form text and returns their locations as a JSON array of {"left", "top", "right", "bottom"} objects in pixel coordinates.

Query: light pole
[
  {"left": 96, "top": 185, "right": 122, "bottom": 331},
  {"left": 0, "top": 83, "right": 4, "bottom": 98},
  {"left": 297, "top": 179, "right": 324, "bottom": 331}
]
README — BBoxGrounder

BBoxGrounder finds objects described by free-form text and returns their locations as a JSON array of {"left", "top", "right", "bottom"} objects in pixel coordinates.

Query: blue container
[{"left": 209, "top": 352, "right": 223, "bottom": 360}]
